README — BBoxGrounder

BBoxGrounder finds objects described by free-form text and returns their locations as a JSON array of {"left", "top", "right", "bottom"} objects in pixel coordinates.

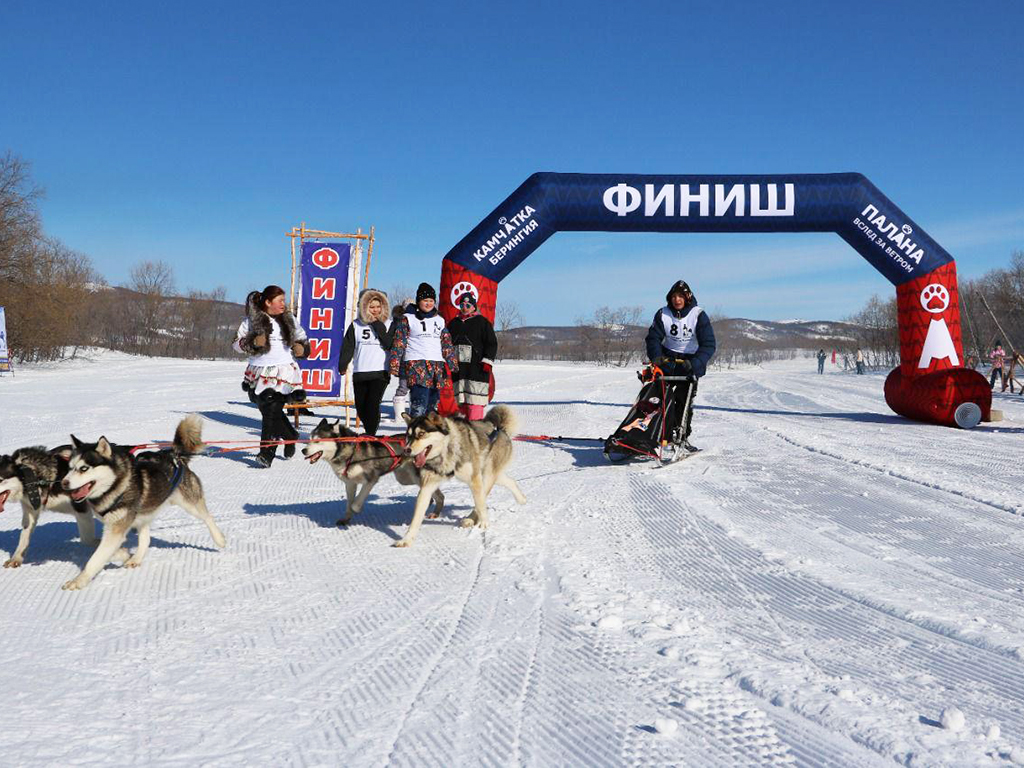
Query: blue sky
[{"left": 2, "top": 0, "right": 1021, "bottom": 324}]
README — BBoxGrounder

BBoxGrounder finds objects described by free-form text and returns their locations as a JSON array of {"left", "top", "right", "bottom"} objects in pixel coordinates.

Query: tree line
[
  {"left": 0, "top": 152, "right": 233, "bottom": 362},
  {"left": 5, "top": 148, "right": 1019, "bottom": 369},
  {"left": 841, "top": 251, "right": 1024, "bottom": 372}
]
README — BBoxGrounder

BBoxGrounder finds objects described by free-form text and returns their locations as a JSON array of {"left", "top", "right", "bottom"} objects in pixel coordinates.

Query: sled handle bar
[{"left": 659, "top": 375, "right": 697, "bottom": 382}]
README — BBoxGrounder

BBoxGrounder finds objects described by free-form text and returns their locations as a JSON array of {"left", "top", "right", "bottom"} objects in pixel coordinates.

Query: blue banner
[
  {"left": 442, "top": 173, "right": 953, "bottom": 286},
  {"left": 297, "top": 243, "right": 350, "bottom": 397}
]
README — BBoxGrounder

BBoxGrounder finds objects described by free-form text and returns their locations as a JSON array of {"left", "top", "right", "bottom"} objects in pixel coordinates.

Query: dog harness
[
  {"left": 93, "top": 453, "right": 186, "bottom": 518},
  {"left": 19, "top": 466, "right": 46, "bottom": 510},
  {"left": 342, "top": 436, "right": 405, "bottom": 478}
]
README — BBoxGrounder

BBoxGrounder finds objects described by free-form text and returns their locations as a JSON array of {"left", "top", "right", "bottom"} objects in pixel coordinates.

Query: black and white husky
[
  {"left": 399, "top": 405, "right": 526, "bottom": 548},
  {"left": 302, "top": 419, "right": 444, "bottom": 527},
  {"left": 0, "top": 445, "right": 97, "bottom": 567},
  {"left": 59, "top": 415, "right": 226, "bottom": 590}
]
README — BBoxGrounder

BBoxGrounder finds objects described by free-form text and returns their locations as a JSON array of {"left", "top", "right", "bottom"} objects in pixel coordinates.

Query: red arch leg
[{"left": 885, "top": 262, "right": 991, "bottom": 426}]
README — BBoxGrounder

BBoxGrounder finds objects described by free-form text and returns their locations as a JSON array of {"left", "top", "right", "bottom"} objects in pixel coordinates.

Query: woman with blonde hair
[{"left": 338, "top": 288, "right": 394, "bottom": 435}]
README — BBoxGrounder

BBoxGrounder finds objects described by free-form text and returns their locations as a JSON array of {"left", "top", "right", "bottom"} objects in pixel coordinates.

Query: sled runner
[{"left": 603, "top": 364, "right": 698, "bottom": 465}]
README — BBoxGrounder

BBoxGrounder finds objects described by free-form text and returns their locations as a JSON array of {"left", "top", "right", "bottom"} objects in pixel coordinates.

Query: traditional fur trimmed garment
[
  {"left": 233, "top": 292, "right": 310, "bottom": 397},
  {"left": 237, "top": 291, "right": 308, "bottom": 357},
  {"left": 447, "top": 310, "right": 497, "bottom": 408}
]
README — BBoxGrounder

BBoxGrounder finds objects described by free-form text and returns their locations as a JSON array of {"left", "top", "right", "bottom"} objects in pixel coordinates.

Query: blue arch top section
[{"left": 442, "top": 173, "right": 953, "bottom": 286}]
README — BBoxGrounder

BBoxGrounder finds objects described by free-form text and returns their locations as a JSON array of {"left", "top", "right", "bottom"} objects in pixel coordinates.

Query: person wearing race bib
[
  {"left": 338, "top": 288, "right": 394, "bottom": 435},
  {"left": 387, "top": 282, "right": 459, "bottom": 418},
  {"left": 644, "top": 279, "right": 716, "bottom": 453}
]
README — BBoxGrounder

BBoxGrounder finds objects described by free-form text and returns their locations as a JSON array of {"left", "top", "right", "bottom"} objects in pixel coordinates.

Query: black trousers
[
  {"left": 353, "top": 378, "right": 389, "bottom": 435},
  {"left": 669, "top": 379, "right": 698, "bottom": 438},
  {"left": 257, "top": 390, "right": 297, "bottom": 461}
]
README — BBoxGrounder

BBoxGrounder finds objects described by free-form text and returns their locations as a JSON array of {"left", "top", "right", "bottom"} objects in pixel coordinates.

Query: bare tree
[
  {"left": 123, "top": 260, "right": 176, "bottom": 354},
  {"left": 495, "top": 300, "right": 524, "bottom": 332},
  {"left": 844, "top": 294, "right": 899, "bottom": 369},
  {"left": 0, "top": 152, "right": 43, "bottom": 283},
  {"left": 388, "top": 283, "right": 414, "bottom": 311}
]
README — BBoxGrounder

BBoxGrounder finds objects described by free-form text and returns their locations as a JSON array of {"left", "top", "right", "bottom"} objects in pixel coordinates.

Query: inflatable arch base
[
  {"left": 884, "top": 367, "right": 991, "bottom": 429},
  {"left": 882, "top": 261, "right": 991, "bottom": 428}
]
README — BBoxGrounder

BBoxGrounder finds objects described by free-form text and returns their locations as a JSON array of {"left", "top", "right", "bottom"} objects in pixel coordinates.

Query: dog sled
[{"left": 603, "top": 363, "right": 698, "bottom": 465}]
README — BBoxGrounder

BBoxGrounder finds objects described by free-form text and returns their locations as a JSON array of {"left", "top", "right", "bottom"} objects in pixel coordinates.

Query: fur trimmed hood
[
  {"left": 240, "top": 291, "right": 304, "bottom": 356},
  {"left": 358, "top": 288, "right": 390, "bottom": 324}
]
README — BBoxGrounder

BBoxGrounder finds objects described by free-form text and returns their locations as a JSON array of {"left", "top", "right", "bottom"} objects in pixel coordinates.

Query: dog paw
[
  {"left": 393, "top": 539, "right": 412, "bottom": 548},
  {"left": 62, "top": 577, "right": 87, "bottom": 591},
  {"left": 336, "top": 518, "right": 351, "bottom": 527},
  {"left": 459, "top": 517, "right": 477, "bottom": 528},
  {"left": 124, "top": 558, "right": 143, "bottom": 569},
  {"left": 3, "top": 557, "right": 23, "bottom": 568},
  {"left": 426, "top": 512, "right": 439, "bottom": 520}
]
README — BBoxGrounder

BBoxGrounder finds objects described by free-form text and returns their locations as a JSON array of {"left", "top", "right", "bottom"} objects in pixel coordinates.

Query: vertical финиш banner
[
  {"left": 297, "top": 243, "right": 351, "bottom": 397},
  {"left": 0, "top": 306, "right": 9, "bottom": 371}
]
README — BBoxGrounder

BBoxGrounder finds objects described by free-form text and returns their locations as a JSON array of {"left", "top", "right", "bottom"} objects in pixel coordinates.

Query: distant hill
[{"left": 498, "top": 318, "right": 860, "bottom": 360}]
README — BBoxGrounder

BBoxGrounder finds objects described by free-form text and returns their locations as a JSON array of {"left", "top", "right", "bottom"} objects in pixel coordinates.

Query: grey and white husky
[
  {"left": 302, "top": 419, "right": 444, "bottom": 527},
  {"left": 60, "top": 415, "right": 227, "bottom": 590},
  {"left": 0, "top": 445, "right": 97, "bottom": 567},
  {"left": 398, "top": 405, "right": 526, "bottom": 548}
]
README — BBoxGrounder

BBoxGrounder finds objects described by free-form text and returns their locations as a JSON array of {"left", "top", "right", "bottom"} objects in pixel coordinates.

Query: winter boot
[{"left": 393, "top": 393, "right": 410, "bottom": 424}]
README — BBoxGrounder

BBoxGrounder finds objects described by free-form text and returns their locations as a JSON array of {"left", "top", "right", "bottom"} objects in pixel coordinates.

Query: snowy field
[{"left": 2, "top": 352, "right": 1024, "bottom": 766}]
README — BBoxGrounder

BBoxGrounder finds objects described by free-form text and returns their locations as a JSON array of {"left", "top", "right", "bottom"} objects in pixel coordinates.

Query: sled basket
[{"left": 603, "top": 374, "right": 679, "bottom": 462}]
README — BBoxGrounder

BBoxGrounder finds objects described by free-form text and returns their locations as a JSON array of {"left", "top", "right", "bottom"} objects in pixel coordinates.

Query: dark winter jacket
[
  {"left": 644, "top": 294, "right": 716, "bottom": 377},
  {"left": 447, "top": 311, "right": 497, "bottom": 386},
  {"left": 338, "top": 289, "right": 394, "bottom": 382},
  {"left": 238, "top": 291, "right": 310, "bottom": 358}
]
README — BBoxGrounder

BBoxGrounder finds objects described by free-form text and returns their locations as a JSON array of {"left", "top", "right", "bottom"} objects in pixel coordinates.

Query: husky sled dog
[
  {"left": 399, "top": 405, "right": 526, "bottom": 548},
  {"left": 302, "top": 419, "right": 444, "bottom": 527},
  {"left": 0, "top": 445, "right": 97, "bottom": 568},
  {"left": 59, "top": 415, "right": 226, "bottom": 591}
]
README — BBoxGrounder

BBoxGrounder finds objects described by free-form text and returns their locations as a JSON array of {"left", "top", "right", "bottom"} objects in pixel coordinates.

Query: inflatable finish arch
[{"left": 438, "top": 173, "right": 991, "bottom": 428}]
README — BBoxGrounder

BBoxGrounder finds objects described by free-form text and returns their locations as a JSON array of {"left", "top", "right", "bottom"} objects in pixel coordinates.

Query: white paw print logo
[
  {"left": 920, "top": 283, "right": 950, "bottom": 314},
  {"left": 450, "top": 281, "right": 479, "bottom": 306}
]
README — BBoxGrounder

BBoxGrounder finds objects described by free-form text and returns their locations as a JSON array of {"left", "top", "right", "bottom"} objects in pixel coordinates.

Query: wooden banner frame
[{"left": 285, "top": 223, "right": 376, "bottom": 427}]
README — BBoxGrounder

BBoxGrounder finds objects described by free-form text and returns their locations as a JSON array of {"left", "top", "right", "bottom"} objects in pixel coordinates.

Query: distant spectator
[
  {"left": 990, "top": 342, "right": 1006, "bottom": 389},
  {"left": 855, "top": 348, "right": 865, "bottom": 375},
  {"left": 816, "top": 348, "right": 826, "bottom": 374}
]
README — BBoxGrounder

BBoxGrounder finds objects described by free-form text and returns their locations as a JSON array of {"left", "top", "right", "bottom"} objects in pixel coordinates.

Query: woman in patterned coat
[{"left": 387, "top": 283, "right": 458, "bottom": 417}]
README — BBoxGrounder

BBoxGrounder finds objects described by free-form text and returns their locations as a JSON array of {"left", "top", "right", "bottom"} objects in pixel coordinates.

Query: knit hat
[
  {"left": 456, "top": 292, "right": 477, "bottom": 307},
  {"left": 416, "top": 282, "right": 436, "bottom": 302}
]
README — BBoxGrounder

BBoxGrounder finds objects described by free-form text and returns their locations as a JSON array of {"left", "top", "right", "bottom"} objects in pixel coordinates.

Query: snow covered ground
[{"left": 2, "top": 352, "right": 1023, "bottom": 766}]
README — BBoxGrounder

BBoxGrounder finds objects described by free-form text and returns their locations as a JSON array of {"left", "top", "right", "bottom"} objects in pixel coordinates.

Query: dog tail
[
  {"left": 173, "top": 414, "right": 205, "bottom": 463},
  {"left": 484, "top": 405, "right": 518, "bottom": 438}
]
